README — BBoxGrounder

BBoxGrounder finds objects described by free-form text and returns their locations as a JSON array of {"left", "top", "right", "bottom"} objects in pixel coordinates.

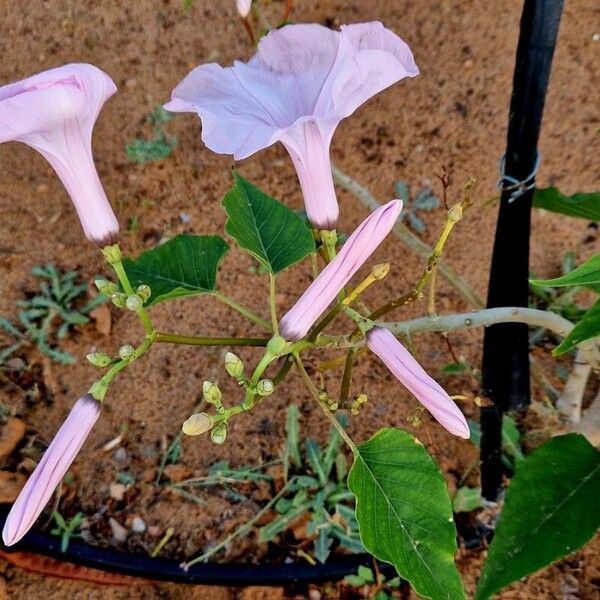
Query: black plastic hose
[{"left": 0, "top": 510, "right": 394, "bottom": 585}]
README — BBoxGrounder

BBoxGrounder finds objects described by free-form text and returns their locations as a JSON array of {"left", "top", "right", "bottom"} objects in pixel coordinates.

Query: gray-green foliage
[
  {"left": 0, "top": 264, "right": 105, "bottom": 365},
  {"left": 51, "top": 511, "right": 84, "bottom": 552},
  {"left": 394, "top": 180, "right": 440, "bottom": 234},
  {"left": 259, "top": 405, "right": 362, "bottom": 564},
  {"left": 126, "top": 106, "right": 178, "bottom": 164}
]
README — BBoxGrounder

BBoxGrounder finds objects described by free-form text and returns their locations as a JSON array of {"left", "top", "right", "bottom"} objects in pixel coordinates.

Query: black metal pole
[{"left": 480, "top": 0, "right": 563, "bottom": 501}]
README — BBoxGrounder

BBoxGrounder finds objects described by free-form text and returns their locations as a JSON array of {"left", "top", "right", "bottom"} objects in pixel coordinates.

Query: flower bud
[
  {"left": 210, "top": 423, "right": 227, "bottom": 445},
  {"left": 111, "top": 292, "right": 127, "bottom": 308},
  {"left": 125, "top": 294, "right": 143, "bottom": 311},
  {"left": 371, "top": 263, "right": 390, "bottom": 280},
  {"left": 256, "top": 379, "right": 274, "bottom": 396},
  {"left": 86, "top": 351, "right": 113, "bottom": 368},
  {"left": 203, "top": 380, "right": 222, "bottom": 405},
  {"left": 236, "top": 0, "right": 252, "bottom": 18},
  {"left": 94, "top": 279, "right": 119, "bottom": 296},
  {"left": 136, "top": 284, "right": 151, "bottom": 302},
  {"left": 447, "top": 203, "right": 463, "bottom": 223},
  {"left": 350, "top": 393, "right": 368, "bottom": 415},
  {"left": 224, "top": 352, "right": 244, "bottom": 379},
  {"left": 182, "top": 412, "right": 213, "bottom": 436},
  {"left": 119, "top": 344, "right": 134, "bottom": 360}
]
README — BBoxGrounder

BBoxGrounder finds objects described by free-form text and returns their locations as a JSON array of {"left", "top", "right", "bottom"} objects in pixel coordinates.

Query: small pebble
[
  {"left": 131, "top": 517, "right": 146, "bottom": 533},
  {"left": 114, "top": 447, "right": 129, "bottom": 463},
  {"left": 109, "top": 482, "right": 126, "bottom": 501},
  {"left": 180, "top": 212, "right": 191, "bottom": 223},
  {"left": 109, "top": 517, "right": 128, "bottom": 542},
  {"left": 593, "top": 32, "right": 600, "bottom": 42}
]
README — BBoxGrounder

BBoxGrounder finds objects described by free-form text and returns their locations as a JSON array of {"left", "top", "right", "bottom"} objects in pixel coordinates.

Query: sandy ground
[{"left": 0, "top": 0, "right": 598, "bottom": 598}]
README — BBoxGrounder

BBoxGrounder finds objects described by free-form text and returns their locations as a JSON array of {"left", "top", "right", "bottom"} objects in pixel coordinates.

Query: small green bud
[
  {"left": 256, "top": 379, "right": 274, "bottom": 396},
  {"left": 371, "top": 263, "right": 390, "bottom": 280},
  {"left": 447, "top": 203, "right": 463, "bottom": 223},
  {"left": 86, "top": 351, "right": 113, "bottom": 368},
  {"left": 111, "top": 292, "right": 127, "bottom": 308},
  {"left": 125, "top": 294, "right": 143, "bottom": 311},
  {"left": 267, "top": 335, "right": 287, "bottom": 356},
  {"left": 119, "top": 344, "right": 134, "bottom": 360},
  {"left": 182, "top": 412, "right": 213, "bottom": 436},
  {"left": 210, "top": 422, "right": 227, "bottom": 445},
  {"left": 224, "top": 352, "right": 244, "bottom": 379},
  {"left": 136, "top": 284, "right": 151, "bottom": 302},
  {"left": 203, "top": 380, "right": 222, "bottom": 405},
  {"left": 94, "top": 279, "right": 119, "bottom": 295}
]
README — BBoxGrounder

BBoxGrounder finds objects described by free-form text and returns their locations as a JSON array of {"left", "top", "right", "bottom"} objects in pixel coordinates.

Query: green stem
[
  {"left": 88, "top": 337, "right": 152, "bottom": 401},
  {"left": 269, "top": 273, "right": 279, "bottom": 335},
  {"left": 154, "top": 332, "right": 269, "bottom": 347},
  {"left": 213, "top": 291, "right": 271, "bottom": 331},
  {"left": 331, "top": 163, "right": 484, "bottom": 309},
  {"left": 293, "top": 354, "right": 356, "bottom": 453},
  {"left": 110, "top": 258, "right": 154, "bottom": 335},
  {"left": 339, "top": 349, "right": 355, "bottom": 405}
]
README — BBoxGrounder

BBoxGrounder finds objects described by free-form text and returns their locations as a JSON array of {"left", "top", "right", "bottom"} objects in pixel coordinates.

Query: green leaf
[
  {"left": 222, "top": 172, "right": 315, "bottom": 274},
  {"left": 123, "top": 234, "right": 229, "bottom": 306},
  {"left": 357, "top": 565, "right": 375, "bottom": 583},
  {"left": 501, "top": 416, "right": 524, "bottom": 462},
  {"left": 530, "top": 253, "right": 600, "bottom": 291},
  {"left": 348, "top": 428, "right": 465, "bottom": 600},
  {"left": 259, "top": 504, "right": 307, "bottom": 542},
  {"left": 533, "top": 187, "right": 600, "bottom": 221},
  {"left": 284, "top": 405, "right": 302, "bottom": 470},
  {"left": 314, "top": 528, "right": 333, "bottom": 563},
  {"left": 475, "top": 434, "right": 600, "bottom": 600},
  {"left": 553, "top": 298, "right": 600, "bottom": 355},
  {"left": 304, "top": 438, "right": 327, "bottom": 486},
  {"left": 453, "top": 487, "right": 484, "bottom": 513}
]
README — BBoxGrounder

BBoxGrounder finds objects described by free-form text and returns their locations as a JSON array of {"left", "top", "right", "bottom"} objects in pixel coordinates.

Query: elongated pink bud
[
  {"left": 279, "top": 200, "right": 402, "bottom": 341},
  {"left": 0, "top": 64, "right": 119, "bottom": 245},
  {"left": 366, "top": 327, "right": 470, "bottom": 438},
  {"left": 236, "top": 0, "right": 252, "bottom": 18},
  {"left": 2, "top": 395, "right": 101, "bottom": 546}
]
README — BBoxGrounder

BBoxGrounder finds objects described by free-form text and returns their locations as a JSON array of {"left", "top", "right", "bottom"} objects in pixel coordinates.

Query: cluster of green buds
[
  {"left": 349, "top": 393, "right": 368, "bottom": 415},
  {"left": 95, "top": 279, "right": 151, "bottom": 312},
  {"left": 320, "top": 391, "right": 339, "bottom": 412},
  {"left": 86, "top": 343, "right": 136, "bottom": 368}
]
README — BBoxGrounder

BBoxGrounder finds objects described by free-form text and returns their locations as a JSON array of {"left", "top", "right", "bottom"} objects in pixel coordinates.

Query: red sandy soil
[{"left": 0, "top": 0, "right": 598, "bottom": 598}]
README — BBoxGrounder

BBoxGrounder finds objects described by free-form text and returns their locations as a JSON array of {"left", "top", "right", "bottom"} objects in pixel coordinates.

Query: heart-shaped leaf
[
  {"left": 475, "top": 434, "right": 600, "bottom": 600},
  {"left": 123, "top": 234, "right": 229, "bottom": 306},
  {"left": 348, "top": 428, "right": 465, "bottom": 600},
  {"left": 223, "top": 172, "right": 315, "bottom": 274}
]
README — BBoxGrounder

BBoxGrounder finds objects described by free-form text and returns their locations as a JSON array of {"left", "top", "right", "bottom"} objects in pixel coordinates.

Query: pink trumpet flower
[
  {"left": 164, "top": 22, "right": 418, "bottom": 229},
  {"left": 2, "top": 395, "right": 101, "bottom": 546},
  {"left": 367, "top": 327, "right": 470, "bottom": 439},
  {"left": 279, "top": 199, "right": 402, "bottom": 341},
  {"left": 0, "top": 64, "right": 119, "bottom": 245}
]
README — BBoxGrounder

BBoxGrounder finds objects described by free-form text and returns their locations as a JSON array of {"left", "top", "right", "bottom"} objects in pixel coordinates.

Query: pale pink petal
[
  {"left": 367, "top": 327, "right": 470, "bottom": 439},
  {"left": 0, "top": 64, "right": 119, "bottom": 245},
  {"left": 165, "top": 22, "right": 418, "bottom": 228},
  {"left": 279, "top": 199, "right": 402, "bottom": 340},
  {"left": 2, "top": 394, "right": 101, "bottom": 546}
]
